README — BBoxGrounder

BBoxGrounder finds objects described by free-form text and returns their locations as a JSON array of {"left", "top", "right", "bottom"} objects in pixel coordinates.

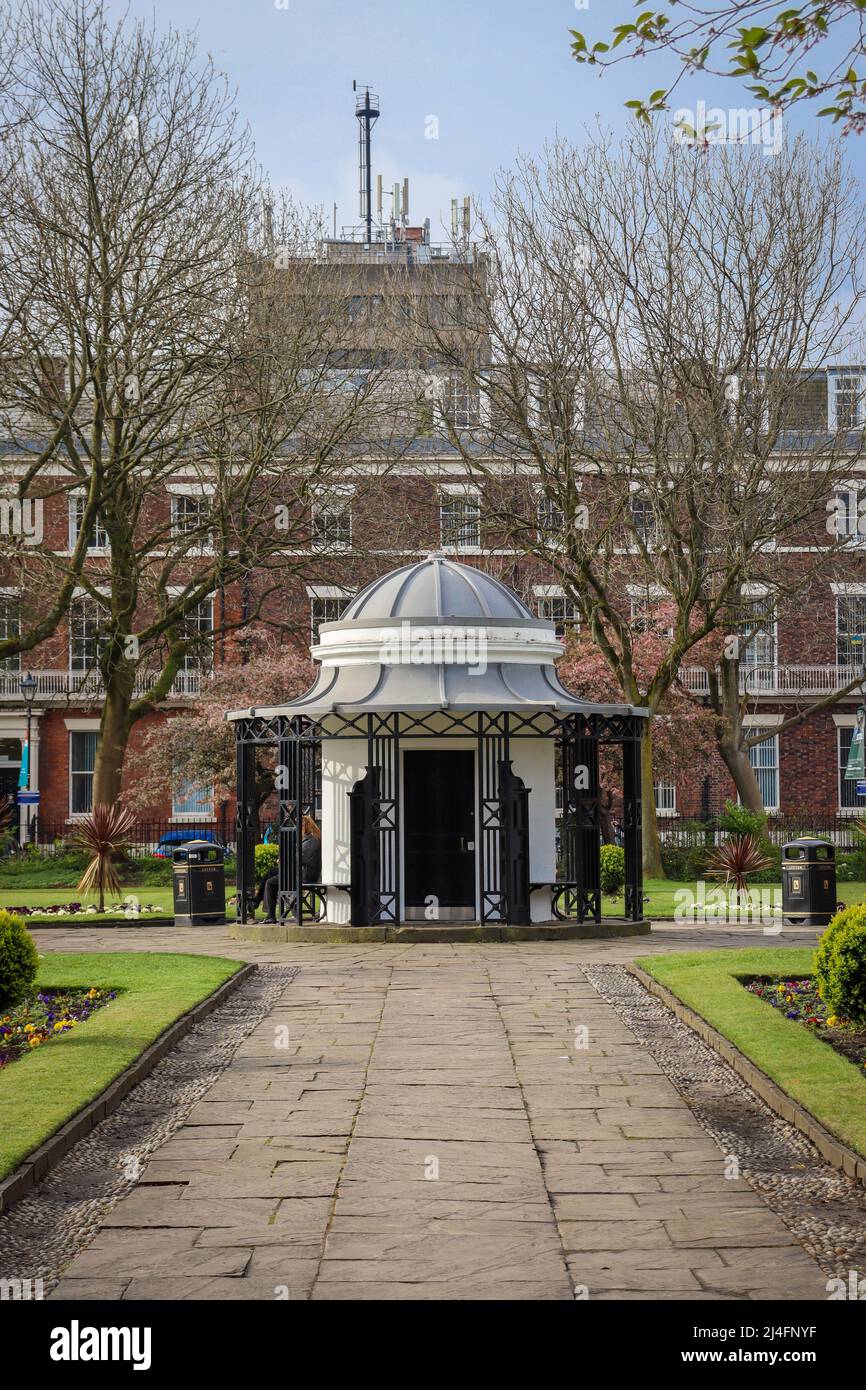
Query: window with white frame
[
  {"left": 68, "top": 494, "right": 108, "bottom": 552},
  {"left": 744, "top": 727, "right": 779, "bottom": 811},
  {"left": 69, "top": 730, "right": 97, "bottom": 814},
  {"left": 738, "top": 593, "right": 777, "bottom": 690},
  {"left": 839, "top": 726, "right": 866, "bottom": 811},
  {"left": 836, "top": 594, "right": 866, "bottom": 668},
  {"left": 654, "top": 781, "right": 677, "bottom": 815},
  {"left": 311, "top": 492, "right": 352, "bottom": 551},
  {"left": 832, "top": 373, "right": 865, "bottom": 432},
  {"left": 170, "top": 493, "right": 212, "bottom": 548},
  {"left": 444, "top": 375, "right": 480, "bottom": 428},
  {"left": 536, "top": 494, "right": 565, "bottom": 539},
  {"left": 311, "top": 594, "right": 352, "bottom": 644},
  {"left": 0, "top": 593, "right": 19, "bottom": 674},
  {"left": 536, "top": 591, "right": 579, "bottom": 638},
  {"left": 180, "top": 598, "right": 214, "bottom": 673},
  {"left": 69, "top": 595, "right": 105, "bottom": 674},
  {"left": 172, "top": 773, "right": 214, "bottom": 818},
  {"left": 629, "top": 491, "right": 658, "bottom": 548},
  {"left": 831, "top": 482, "right": 866, "bottom": 544},
  {"left": 629, "top": 587, "right": 672, "bottom": 638},
  {"left": 440, "top": 491, "right": 481, "bottom": 550}
]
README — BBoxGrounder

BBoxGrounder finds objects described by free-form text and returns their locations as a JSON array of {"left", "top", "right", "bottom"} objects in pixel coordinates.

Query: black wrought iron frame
[{"left": 234, "top": 707, "right": 646, "bottom": 928}]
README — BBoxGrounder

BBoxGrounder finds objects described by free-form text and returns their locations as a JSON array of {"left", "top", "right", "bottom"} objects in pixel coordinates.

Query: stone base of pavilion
[{"left": 229, "top": 917, "right": 652, "bottom": 944}]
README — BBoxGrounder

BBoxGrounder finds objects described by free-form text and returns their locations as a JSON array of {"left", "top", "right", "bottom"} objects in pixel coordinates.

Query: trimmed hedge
[
  {"left": 0, "top": 910, "right": 39, "bottom": 1009},
  {"left": 815, "top": 904, "right": 866, "bottom": 1026},
  {"left": 600, "top": 844, "right": 625, "bottom": 895}
]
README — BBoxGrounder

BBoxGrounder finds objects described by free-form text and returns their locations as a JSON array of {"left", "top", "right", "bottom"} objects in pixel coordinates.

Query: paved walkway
[{"left": 40, "top": 926, "right": 828, "bottom": 1301}]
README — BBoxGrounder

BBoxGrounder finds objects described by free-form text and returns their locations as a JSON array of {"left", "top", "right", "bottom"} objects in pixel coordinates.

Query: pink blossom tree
[
  {"left": 124, "top": 637, "right": 313, "bottom": 834},
  {"left": 558, "top": 619, "right": 717, "bottom": 868}
]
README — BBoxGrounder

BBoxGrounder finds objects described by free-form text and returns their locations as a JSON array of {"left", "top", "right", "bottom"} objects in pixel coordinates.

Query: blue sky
[{"left": 114, "top": 0, "right": 865, "bottom": 234}]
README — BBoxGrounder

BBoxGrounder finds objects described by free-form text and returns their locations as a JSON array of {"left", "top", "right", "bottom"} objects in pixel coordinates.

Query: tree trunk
[
  {"left": 712, "top": 656, "right": 766, "bottom": 814},
  {"left": 718, "top": 737, "right": 765, "bottom": 812},
  {"left": 598, "top": 788, "right": 615, "bottom": 845},
  {"left": 640, "top": 723, "right": 665, "bottom": 879},
  {"left": 93, "top": 664, "right": 135, "bottom": 807}
]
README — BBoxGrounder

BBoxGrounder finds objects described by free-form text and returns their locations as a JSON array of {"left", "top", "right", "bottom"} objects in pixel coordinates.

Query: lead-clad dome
[
  {"left": 343, "top": 553, "right": 533, "bottom": 623},
  {"left": 226, "top": 554, "right": 647, "bottom": 721}
]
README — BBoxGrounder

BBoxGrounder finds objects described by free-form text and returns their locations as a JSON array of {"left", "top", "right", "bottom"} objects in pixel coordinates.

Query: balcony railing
[
  {"left": 0, "top": 668, "right": 202, "bottom": 702},
  {"left": 680, "top": 663, "right": 866, "bottom": 697}
]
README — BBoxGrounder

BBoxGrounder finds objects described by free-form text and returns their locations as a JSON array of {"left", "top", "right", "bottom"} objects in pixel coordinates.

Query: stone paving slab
[{"left": 25, "top": 928, "right": 834, "bottom": 1302}]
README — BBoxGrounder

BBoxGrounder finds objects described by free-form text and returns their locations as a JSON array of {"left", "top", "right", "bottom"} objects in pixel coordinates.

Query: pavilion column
[
  {"left": 576, "top": 729, "right": 601, "bottom": 924},
  {"left": 278, "top": 727, "right": 301, "bottom": 925},
  {"left": 235, "top": 734, "right": 256, "bottom": 923},
  {"left": 622, "top": 730, "right": 644, "bottom": 922}
]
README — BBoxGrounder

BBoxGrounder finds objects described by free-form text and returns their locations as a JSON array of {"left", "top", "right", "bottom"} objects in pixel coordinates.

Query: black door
[{"left": 404, "top": 750, "right": 475, "bottom": 916}]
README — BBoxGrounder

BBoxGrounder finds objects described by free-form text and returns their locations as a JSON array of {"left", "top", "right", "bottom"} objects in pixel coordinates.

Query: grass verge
[
  {"left": 604, "top": 879, "right": 865, "bottom": 918},
  {"left": 0, "top": 951, "right": 243, "bottom": 1179},
  {"left": 636, "top": 947, "right": 866, "bottom": 1161}
]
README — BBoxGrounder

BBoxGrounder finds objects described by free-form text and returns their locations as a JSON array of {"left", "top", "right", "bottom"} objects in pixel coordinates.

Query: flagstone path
[{"left": 35, "top": 926, "right": 830, "bottom": 1301}]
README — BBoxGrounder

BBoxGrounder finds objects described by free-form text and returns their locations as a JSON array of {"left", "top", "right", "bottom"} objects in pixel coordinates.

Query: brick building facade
[{"left": 1, "top": 218, "right": 864, "bottom": 842}]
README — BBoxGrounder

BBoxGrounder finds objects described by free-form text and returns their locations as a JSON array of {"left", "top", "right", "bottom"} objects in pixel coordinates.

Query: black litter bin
[
  {"left": 781, "top": 838, "right": 836, "bottom": 927},
  {"left": 173, "top": 840, "right": 226, "bottom": 926}
]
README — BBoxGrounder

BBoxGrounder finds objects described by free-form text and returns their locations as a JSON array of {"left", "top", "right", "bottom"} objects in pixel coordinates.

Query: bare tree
[
  {"left": 0, "top": 1, "right": 401, "bottom": 803},
  {"left": 405, "top": 127, "right": 864, "bottom": 872}
]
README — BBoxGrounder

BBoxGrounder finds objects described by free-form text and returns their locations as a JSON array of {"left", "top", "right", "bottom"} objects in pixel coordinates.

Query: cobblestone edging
[
  {"left": 630, "top": 964, "right": 866, "bottom": 1184},
  {"left": 0, "top": 963, "right": 257, "bottom": 1215},
  {"left": 584, "top": 964, "right": 866, "bottom": 1282},
  {"left": 0, "top": 964, "right": 295, "bottom": 1295}
]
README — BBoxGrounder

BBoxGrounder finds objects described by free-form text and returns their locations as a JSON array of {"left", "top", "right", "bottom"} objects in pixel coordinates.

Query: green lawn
[
  {"left": 0, "top": 884, "right": 245, "bottom": 924},
  {"left": 636, "top": 947, "right": 866, "bottom": 1160},
  {"left": 0, "top": 885, "right": 176, "bottom": 916},
  {"left": 603, "top": 878, "right": 865, "bottom": 919},
  {"left": 0, "top": 951, "right": 243, "bottom": 1179},
  {"left": 4, "top": 876, "right": 864, "bottom": 924}
]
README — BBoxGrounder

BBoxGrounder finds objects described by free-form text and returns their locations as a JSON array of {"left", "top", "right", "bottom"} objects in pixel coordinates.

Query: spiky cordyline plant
[
  {"left": 706, "top": 833, "right": 772, "bottom": 897},
  {"left": 72, "top": 805, "right": 137, "bottom": 913}
]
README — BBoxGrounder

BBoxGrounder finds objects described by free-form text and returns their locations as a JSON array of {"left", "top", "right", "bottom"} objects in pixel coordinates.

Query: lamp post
[{"left": 19, "top": 671, "right": 37, "bottom": 841}]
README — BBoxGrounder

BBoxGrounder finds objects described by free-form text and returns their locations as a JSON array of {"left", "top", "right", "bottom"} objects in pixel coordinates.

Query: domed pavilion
[{"left": 227, "top": 554, "right": 649, "bottom": 935}]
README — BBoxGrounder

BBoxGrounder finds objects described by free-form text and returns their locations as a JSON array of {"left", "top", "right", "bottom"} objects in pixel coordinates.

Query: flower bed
[
  {"left": 4, "top": 902, "right": 164, "bottom": 918},
  {"left": 743, "top": 975, "right": 866, "bottom": 1074},
  {"left": 0, "top": 986, "right": 117, "bottom": 1068}
]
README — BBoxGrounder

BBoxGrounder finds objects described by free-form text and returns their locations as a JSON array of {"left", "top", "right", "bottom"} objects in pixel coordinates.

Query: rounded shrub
[
  {"left": 0, "top": 910, "right": 39, "bottom": 1009},
  {"left": 685, "top": 845, "right": 711, "bottom": 880},
  {"left": 814, "top": 904, "right": 866, "bottom": 1026},
  {"left": 718, "top": 800, "right": 768, "bottom": 839},
  {"left": 660, "top": 843, "right": 691, "bottom": 881},
  {"left": 254, "top": 842, "right": 279, "bottom": 878},
  {"left": 600, "top": 844, "right": 625, "bottom": 895}
]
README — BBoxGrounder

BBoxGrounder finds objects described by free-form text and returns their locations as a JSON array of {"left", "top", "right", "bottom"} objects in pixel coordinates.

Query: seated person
[{"left": 253, "top": 819, "right": 321, "bottom": 923}]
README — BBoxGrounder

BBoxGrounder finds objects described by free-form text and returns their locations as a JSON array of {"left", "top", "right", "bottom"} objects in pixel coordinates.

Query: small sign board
[
  {"left": 857, "top": 781, "right": 866, "bottom": 797},
  {"left": 17, "top": 790, "right": 40, "bottom": 805}
]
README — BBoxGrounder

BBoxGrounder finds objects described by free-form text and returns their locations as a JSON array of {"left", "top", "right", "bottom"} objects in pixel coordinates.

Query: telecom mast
[{"left": 353, "top": 82, "right": 380, "bottom": 244}]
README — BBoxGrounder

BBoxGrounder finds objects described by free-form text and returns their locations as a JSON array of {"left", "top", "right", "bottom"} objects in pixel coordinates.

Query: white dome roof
[
  {"left": 226, "top": 556, "right": 648, "bottom": 723},
  {"left": 343, "top": 554, "right": 532, "bottom": 623}
]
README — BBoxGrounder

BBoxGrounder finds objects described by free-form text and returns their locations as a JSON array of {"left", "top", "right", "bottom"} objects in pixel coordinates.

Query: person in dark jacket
[
  {"left": 301, "top": 815, "right": 322, "bottom": 884},
  {"left": 253, "top": 818, "right": 321, "bottom": 923},
  {"left": 253, "top": 864, "right": 279, "bottom": 922}
]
